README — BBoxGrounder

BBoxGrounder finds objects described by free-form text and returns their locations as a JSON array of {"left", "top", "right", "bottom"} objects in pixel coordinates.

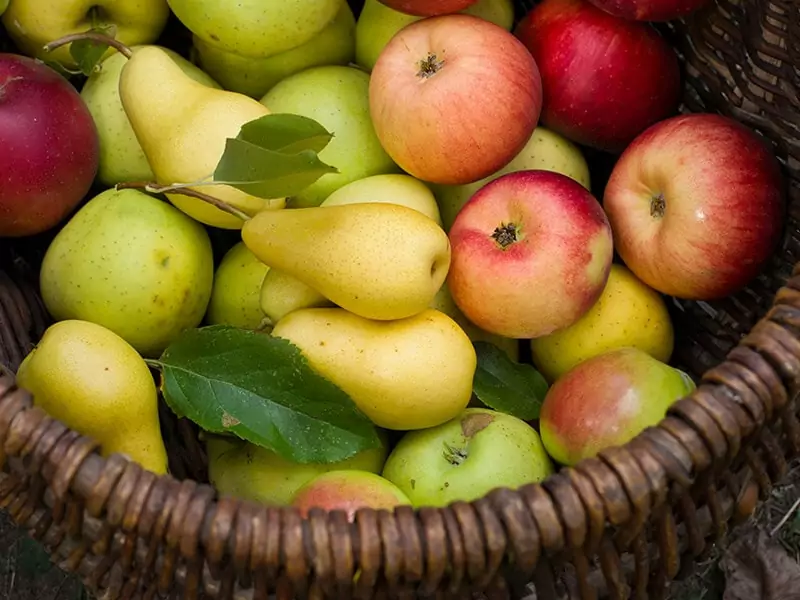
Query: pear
[
  {"left": 241, "top": 203, "right": 451, "bottom": 321},
  {"left": 118, "top": 45, "right": 285, "bottom": 230},
  {"left": 260, "top": 268, "right": 334, "bottom": 326},
  {"left": 82, "top": 45, "right": 221, "bottom": 187},
  {"left": 15, "top": 320, "right": 169, "bottom": 474},
  {"left": 271, "top": 308, "right": 477, "bottom": 431},
  {"left": 206, "top": 242, "right": 271, "bottom": 330},
  {"left": 39, "top": 188, "right": 215, "bottom": 358}
]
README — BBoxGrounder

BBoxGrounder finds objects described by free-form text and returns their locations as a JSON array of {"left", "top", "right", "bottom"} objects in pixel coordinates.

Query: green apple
[
  {"left": 432, "top": 126, "right": 592, "bottom": 231},
  {"left": 2, "top": 0, "right": 170, "bottom": 69},
  {"left": 81, "top": 45, "right": 221, "bottom": 186},
  {"left": 355, "top": 0, "right": 515, "bottom": 72},
  {"left": 206, "top": 242, "right": 270, "bottom": 330},
  {"left": 382, "top": 408, "right": 554, "bottom": 507},
  {"left": 260, "top": 65, "right": 399, "bottom": 208},
  {"left": 191, "top": 2, "right": 356, "bottom": 99},
  {"left": 167, "top": 0, "right": 342, "bottom": 58}
]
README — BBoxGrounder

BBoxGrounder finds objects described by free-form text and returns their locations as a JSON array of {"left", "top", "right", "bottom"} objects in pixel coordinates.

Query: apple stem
[
  {"left": 650, "top": 193, "right": 666, "bottom": 218},
  {"left": 43, "top": 31, "right": 133, "bottom": 59},
  {"left": 115, "top": 181, "right": 251, "bottom": 221}
]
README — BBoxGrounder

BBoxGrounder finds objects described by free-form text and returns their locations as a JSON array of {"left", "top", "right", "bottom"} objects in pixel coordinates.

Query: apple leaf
[
  {"left": 153, "top": 325, "right": 383, "bottom": 464},
  {"left": 69, "top": 24, "right": 118, "bottom": 76},
  {"left": 236, "top": 113, "right": 335, "bottom": 154},
  {"left": 472, "top": 341, "right": 549, "bottom": 421}
]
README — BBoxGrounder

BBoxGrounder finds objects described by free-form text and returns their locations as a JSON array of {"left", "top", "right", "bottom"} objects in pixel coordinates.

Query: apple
[
  {"left": 539, "top": 347, "right": 696, "bottom": 466},
  {"left": 260, "top": 65, "right": 399, "bottom": 207},
  {"left": 0, "top": 54, "right": 99, "bottom": 238},
  {"left": 585, "top": 0, "right": 712, "bottom": 22},
  {"left": 514, "top": 0, "right": 681, "bottom": 153},
  {"left": 530, "top": 263, "right": 674, "bottom": 383},
  {"left": 2, "top": 0, "right": 170, "bottom": 70},
  {"left": 191, "top": 2, "right": 356, "bottom": 100},
  {"left": 603, "top": 113, "right": 785, "bottom": 301},
  {"left": 432, "top": 126, "right": 592, "bottom": 232},
  {"left": 369, "top": 14, "right": 543, "bottom": 186},
  {"left": 292, "top": 470, "right": 412, "bottom": 520},
  {"left": 378, "top": 0, "right": 479, "bottom": 16},
  {"left": 355, "top": 0, "right": 515, "bottom": 72},
  {"left": 447, "top": 170, "right": 614, "bottom": 339},
  {"left": 382, "top": 408, "right": 554, "bottom": 507}
]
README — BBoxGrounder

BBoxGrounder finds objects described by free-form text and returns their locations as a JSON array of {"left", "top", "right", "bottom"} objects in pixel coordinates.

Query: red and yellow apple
[
  {"left": 369, "top": 14, "right": 543, "bottom": 185},
  {"left": 447, "top": 169, "right": 614, "bottom": 339},
  {"left": 603, "top": 113, "right": 785, "bottom": 300},
  {"left": 585, "top": 0, "right": 712, "bottom": 22},
  {"left": 378, "top": 0, "right": 479, "bottom": 16},
  {"left": 514, "top": 0, "right": 681, "bottom": 153},
  {"left": 539, "top": 347, "right": 696, "bottom": 466}
]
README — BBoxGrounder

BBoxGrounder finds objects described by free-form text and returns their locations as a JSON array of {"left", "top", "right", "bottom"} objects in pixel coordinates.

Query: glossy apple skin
[
  {"left": 603, "top": 113, "right": 785, "bottom": 300},
  {"left": 514, "top": 0, "right": 681, "bottom": 153},
  {"left": 0, "top": 54, "right": 99, "bottom": 238},
  {"left": 369, "top": 14, "right": 542, "bottom": 185},
  {"left": 447, "top": 170, "right": 614, "bottom": 339},
  {"left": 585, "top": 0, "right": 712, "bottom": 21},
  {"left": 378, "top": 0, "right": 479, "bottom": 15}
]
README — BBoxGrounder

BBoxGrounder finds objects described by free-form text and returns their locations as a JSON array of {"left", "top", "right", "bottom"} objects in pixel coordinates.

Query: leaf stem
[
  {"left": 43, "top": 31, "right": 133, "bottom": 59},
  {"left": 144, "top": 358, "right": 162, "bottom": 370},
  {"left": 115, "top": 181, "right": 251, "bottom": 222}
]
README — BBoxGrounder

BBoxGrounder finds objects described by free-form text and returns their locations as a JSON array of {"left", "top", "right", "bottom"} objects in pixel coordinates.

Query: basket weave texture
[{"left": 1, "top": 0, "right": 799, "bottom": 598}]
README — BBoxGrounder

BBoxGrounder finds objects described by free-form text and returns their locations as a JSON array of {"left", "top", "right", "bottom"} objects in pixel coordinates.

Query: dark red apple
[
  {"left": 378, "top": 0, "right": 479, "bottom": 16},
  {"left": 585, "top": 0, "right": 712, "bottom": 22},
  {"left": 514, "top": 0, "right": 681, "bottom": 153},
  {"left": 0, "top": 53, "right": 99, "bottom": 238}
]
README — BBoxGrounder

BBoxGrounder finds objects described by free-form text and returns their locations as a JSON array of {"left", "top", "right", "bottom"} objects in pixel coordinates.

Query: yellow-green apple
[
  {"left": 432, "top": 126, "right": 591, "bottom": 232},
  {"left": 603, "top": 113, "right": 785, "bottom": 301},
  {"left": 447, "top": 170, "right": 614, "bottom": 339},
  {"left": 292, "top": 471, "right": 411, "bottom": 520},
  {"left": 382, "top": 408, "right": 554, "bottom": 507},
  {"left": 0, "top": 54, "right": 99, "bottom": 238},
  {"left": 81, "top": 46, "right": 221, "bottom": 187},
  {"left": 355, "top": 0, "right": 515, "bottom": 72},
  {"left": 514, "top": 0, "right": 681, "bottom": 153},
  {"left": 191, "top": 2, "right": 356, "bottom": 99},
  {"left": 261, "top": 65, "right": 398, "bottom": 207},
  {"left": 539, "top": 347, "right": 696, "bottom": 466},
  {"left": 585, "top": 0, "right": 712, "bottom": 21},
  {"left": 206, "top": 242, "right": 270, "bottom": 330},
  {"left": 369, "top": 14, "right": 542, "bottom": 186},
  {"left": 167, "top": 0, "right": 341, "bottom": 58},
  {"left": 530, "top": 264, "right": 674, "bottom": 383},
  {"left": 379, "top": 0, "right": 479, "bottom": 15},
  {"left": 2, "top": 0, "right": 170, "bottom": 70}
]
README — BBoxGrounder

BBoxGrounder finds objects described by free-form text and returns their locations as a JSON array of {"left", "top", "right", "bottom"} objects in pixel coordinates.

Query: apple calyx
[
  {"left": 491, "top": 222, "right": 521, "bottom": 250},
  {"left": 441, "top": 412, "right": 495, "bottom": 465},
  {"left": 417, "top": 52, "right": 445, "bottom": 80},
  {"left": 650, "top": 193, "right": 666, "bottom": 219},
  {"left": 442, "top": 442, "right": 468, "bottom": 465}
]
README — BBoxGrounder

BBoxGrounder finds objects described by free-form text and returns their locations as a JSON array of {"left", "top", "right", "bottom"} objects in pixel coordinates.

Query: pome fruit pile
[{"left": 0, "top": 0, "right": 785, "bottom": 517}]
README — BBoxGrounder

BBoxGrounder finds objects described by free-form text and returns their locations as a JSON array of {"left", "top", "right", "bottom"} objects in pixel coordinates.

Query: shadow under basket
[{"left": 1, "top": 0, "right": 800, "bottom": 598}]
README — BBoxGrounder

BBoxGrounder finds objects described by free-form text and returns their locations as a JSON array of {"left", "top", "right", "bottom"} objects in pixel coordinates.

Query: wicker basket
[{"left": 1, "top": 0, "right": 799, "bottom": 598}]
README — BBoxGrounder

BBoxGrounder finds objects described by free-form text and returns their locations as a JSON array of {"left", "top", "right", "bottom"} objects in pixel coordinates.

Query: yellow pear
[
  {"left": 206, "top": 242, "right": 270, "bottom": 330},
  {"left": 241, "top": 203, "right": 451, "bottom": 321},
  {"left": 271, "top": 308, "right": 477, "bottom": 431},
  {"left": 530, "top": 264, "right": 675, "bottom": 382},
  {"left": 15, "top": 320, "right": 168, "bottom": 475},
  {"left": 259, "top": 268, "right": 334, "bottom": 326},
  {"left": 118, "top": 45, "right": 285, "bottom": 229}
]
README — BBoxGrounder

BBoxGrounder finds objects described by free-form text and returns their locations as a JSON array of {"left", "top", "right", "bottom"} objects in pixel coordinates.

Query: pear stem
[
  {"left": 115, "top": 181, "right": 251, "bottom": 222},
  {"left": 43, "top": 31, "right": 133, "bottom": 59}
]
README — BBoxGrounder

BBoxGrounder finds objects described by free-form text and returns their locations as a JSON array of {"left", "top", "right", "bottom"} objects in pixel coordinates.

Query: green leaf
[
  {"left": 69, "top": 24, "right": 118, "bottom": 76},
  {"left": 236, "top": 113, "right": 335, "bottom": 154},
  {"left": 213, "top": 137, "right": 338, "bottom": 199},
  {"left": 155, "top": 325, "right": 382, "bottom": 464},
  {"left": 472, "top": 341, "right": 549, "bottom": 421}
]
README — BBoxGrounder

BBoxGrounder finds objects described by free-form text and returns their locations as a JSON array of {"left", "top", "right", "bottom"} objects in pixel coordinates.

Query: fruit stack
[{"left": 0, "top": 0, "right": 786, "bottom": 521}]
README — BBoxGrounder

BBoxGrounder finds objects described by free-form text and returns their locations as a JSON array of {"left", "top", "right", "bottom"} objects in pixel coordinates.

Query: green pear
[
  {"left": 206, "top": 242, "right": 270, "bottom": 330},
  {"left": 260, "top": 65, "right": 399, "bottom": 208},
  {"left": 118, "top": 45, "right": 285, "bottom": 230},
  {"left": 355, "top": 0, "right": 515, "bottom": 72},
  {"left": 81, "top": 45, "right": 221, "bottom": 187},
  {"left": 241, "top": 203, "right": 451, "bottom": 322},
  {"left": 39, "top": 188, "right": 215, "bottom": 358},
  {"left": 15, "top": 319, "right": 169, "bottom": 474},
  {"left": 206, "top": 433, "right": 389, "bottom": 506},
  {"left": 260, "top": 268, "right": 334, "bottom": 327},
  {"left": 191, "top": 2, "right": 356, "bottom": 99},
  {"left": 167, "top": 0, "right": 342, "bottom": 58},
  {"left": 432, "top": 126, "right": 593, "bottom": 231}
]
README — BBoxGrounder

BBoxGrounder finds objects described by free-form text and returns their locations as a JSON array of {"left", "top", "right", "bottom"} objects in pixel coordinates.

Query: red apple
[
  {"left": 514, "top": 0, "right": 681, "bottom": 153},
  {"left": 447, "top": 169, "right": 614, "bottom": 339},
  {"left": 585, "top": 0, "right": 712, "bottom": 21},
  {"left": 603, "top": 113, "right": 785, "bottom": 301},
  {"left": 369, "top": 14, "right": 543, "bottom": 186},
  {"left": 0, "top": 54, "right": 99, "bottom": 238},
  {"left": 377, "top": 0, "right": 479, "bottom": 16}
]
